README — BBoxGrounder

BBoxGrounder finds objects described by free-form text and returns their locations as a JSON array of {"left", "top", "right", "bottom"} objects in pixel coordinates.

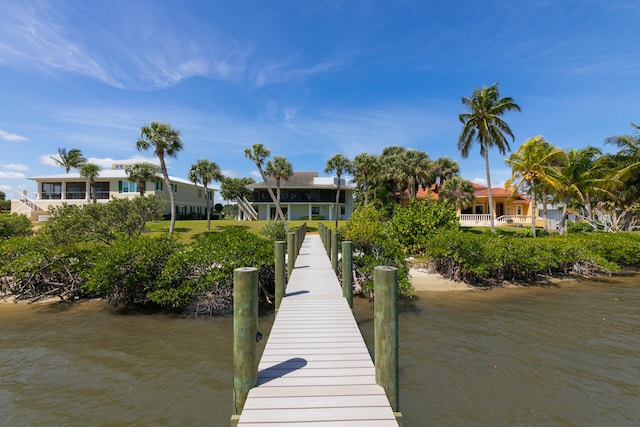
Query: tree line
[{"left": 40, "top": 82, "right": 639, "bottom": 237}]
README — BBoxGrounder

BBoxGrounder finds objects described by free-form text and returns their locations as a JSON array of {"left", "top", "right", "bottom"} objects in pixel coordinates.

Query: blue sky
[{"left": 1, "top": 0, "right": 639, "bottom": 203}]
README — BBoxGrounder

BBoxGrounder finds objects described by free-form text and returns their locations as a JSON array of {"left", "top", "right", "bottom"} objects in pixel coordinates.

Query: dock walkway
[{"left": 237, "top": 234, "right": 398, "bottom": 426}]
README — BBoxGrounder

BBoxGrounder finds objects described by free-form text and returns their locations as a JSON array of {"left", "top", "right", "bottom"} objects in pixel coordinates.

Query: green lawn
[{"left": 144, "top": 219, "right": 345, "bottom": 242}]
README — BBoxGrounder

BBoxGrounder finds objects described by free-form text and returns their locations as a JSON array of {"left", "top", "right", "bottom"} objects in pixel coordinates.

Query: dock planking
[{"left": 236, "top": 234, "right": 398, "bottom": 426}]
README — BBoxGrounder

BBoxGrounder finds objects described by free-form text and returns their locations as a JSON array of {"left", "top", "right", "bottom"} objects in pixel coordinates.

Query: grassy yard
[{"left": 145, "top": 218, "right": 346, "bottom": 242}]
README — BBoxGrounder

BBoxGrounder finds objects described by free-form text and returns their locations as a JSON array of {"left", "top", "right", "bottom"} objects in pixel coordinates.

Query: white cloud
[
  {"left": 0, "top": 129, "right": 27, "bottom": 142},
  {"left": 472, "top": 177, "right": 487, "bottom": 185},
  {"left": 39, "top": 154, "right": 59, "bottom": 167},
  {"left": 1, "top": 163, "right": 28, "bottom": 171},
  {"left": 221, "top": 169, "right": 241, "bottom": 178},
  {"left": 0, "top": 171, "right": 25, "bottom": 179}
]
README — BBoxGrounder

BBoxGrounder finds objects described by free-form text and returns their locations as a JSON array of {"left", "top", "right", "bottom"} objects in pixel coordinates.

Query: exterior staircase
[
  {"left": 237, "top": 196, "right": 258, "bottom": 221},
  {"left": 10, "top": 192, "right": 49, "bottom": 221}
]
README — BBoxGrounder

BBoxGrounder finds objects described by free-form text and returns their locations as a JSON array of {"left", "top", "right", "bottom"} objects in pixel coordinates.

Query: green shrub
[
  {"left": 386, "top": 199, "right": 459, "bottom": 256},
  {"left": 260, "top": 220, "right": 287, "bottom": 242},
  {"left": 342, "top": 204, "right": 412, "bottom": 297},
  {"left": 82, "top": 227, "right": 275, "bottom": 309},
  {"left": 342, "top": 204, "right": 387, "bottom": 251},
  {"left": 0, "top": 236, "right": 93, "bottom": 300},
  {"left": 424, "top": 231, "right": 640, "bottom": 285},
  {"left": 567, "top": 220, "right": 594, "bottom": 233},
  {"left": 0, "top": 214, "right": 33, "bottom": 239},
  {"left": 83, "top": 235, "right": 184, "bottom": 306},
  {"left": 42, "top": 196, "right": 165, "bottom": 246}
]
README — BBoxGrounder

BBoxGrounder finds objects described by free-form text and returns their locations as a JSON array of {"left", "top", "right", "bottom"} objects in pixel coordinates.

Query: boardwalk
[{"left": 237, "top": 234, "right": 399, "bottom": 426}]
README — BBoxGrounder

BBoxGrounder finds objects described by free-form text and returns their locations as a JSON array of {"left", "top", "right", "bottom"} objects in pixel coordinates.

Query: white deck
[{"left": 237, "top": 234, "right": 398, "bottom": 426}]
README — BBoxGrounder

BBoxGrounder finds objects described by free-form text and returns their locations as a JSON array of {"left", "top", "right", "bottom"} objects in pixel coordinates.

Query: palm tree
[
  {"left": 351, "top": 153, "right": 378, "bottom": 206},
  {"left": 605, "top": 123, "right": 640, "bottom": 229},
  {"left": 51, "top": 148, "right": 86, "bottom": 173},
  {"left": 125, "top": 163, "right": 160, "bottom": 197},
  {"left": 265, "top": 155, "right": 293, "bottom": 220},
  {"left": 401, "top": 149, "right": 432, "bottom": 198},
  {"left": 439, "top": 176, "right": 474, "bottom": 212},
  {"left": 459, "top": 83, "right": 521, "bottom": 232},
  {"left": 606, "top": 122, "right": 640, "bottom": 183},
  {"left": 324, "top": 154, "right": 352, "bottom": 230},
  {"left": 431, "top": 157, "right": 460, "bottom": 192},
  {"left": 554, "top": 146, "right": 606, "bottom": 234},
  {"left": 136, "top": 121, "right": 183, "bottom": 234},
  {"left": 505, "top": 136, "right": 563, "bottom": 236},
  {"left": 79, "top": 163, "right": 101, "bottom": 204},
  {"left": 244, "top": 143, "right": 287, "bottom": 222},
  {"left": 188, "top": 159, "right": 224, "bottom": 230}
]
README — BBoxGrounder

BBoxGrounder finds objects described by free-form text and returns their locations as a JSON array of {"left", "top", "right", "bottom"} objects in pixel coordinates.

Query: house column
[
  {"left": 329, "top": 204, "right": 333, "bottom": 221},
  {"left": 61, "top": 182, "right": 66, "bottom": 200},
  {"left": 266, "top": 203, "right": 271, "bottom": 220},
  {"left": 287, "top": 203, "right": 291, "bottom": 221},
  {"left": 308, "top": 205, "right": 312, "bottom": 220}
]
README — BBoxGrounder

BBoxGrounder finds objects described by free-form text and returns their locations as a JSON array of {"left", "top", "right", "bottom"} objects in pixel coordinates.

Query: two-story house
[{"left": 245, "top": 172, "right": 354, "bottom": 221}]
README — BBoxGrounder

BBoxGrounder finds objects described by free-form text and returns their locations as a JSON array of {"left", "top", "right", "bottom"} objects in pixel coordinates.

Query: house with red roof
[{"left": 409, "top": 182, "right": 545, "bottom": 228}]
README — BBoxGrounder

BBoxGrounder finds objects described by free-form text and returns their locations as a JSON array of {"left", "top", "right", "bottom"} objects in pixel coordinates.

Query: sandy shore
[{"left": 409, "top": 268, "right": 473, "bottom": 291}]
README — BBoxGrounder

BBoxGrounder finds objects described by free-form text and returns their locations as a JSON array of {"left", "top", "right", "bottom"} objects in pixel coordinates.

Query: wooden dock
[{"left": 236, "top": 234, "right": 399, "bottom": 426}]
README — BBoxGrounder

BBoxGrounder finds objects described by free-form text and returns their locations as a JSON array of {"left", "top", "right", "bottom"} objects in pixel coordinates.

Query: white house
[
  {"left": 245, "top": 172, "right": 354, "bottom": 221},
  {"left": 11, "top": 161, "right": 218, "bottom": 221}
]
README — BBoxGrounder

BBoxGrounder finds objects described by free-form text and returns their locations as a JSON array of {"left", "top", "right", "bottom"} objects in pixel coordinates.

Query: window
[
  {"left": 198, "top": 189, "right": 203, "bottom": 198},
  {"left": 475, "top": 205, "right": 484, "bottom": 214},
  {"left": 156, "top": 181, "right": 163, "bottom": 191},
  {"left": 312, "top": 206, "right": 320, "bottom": 215},
  {"left": 516, "top": 205, "right": 522, "bottom": 215},
  {"left": 42, "top": 182, "right": 62, "bottom": 199},
  {"left": 119, "top": 181, "right": 138, "bottom": 193}
]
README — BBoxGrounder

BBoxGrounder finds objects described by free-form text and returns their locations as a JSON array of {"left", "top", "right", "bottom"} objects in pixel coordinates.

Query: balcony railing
[
  {"left": 40, "top": 191, "right": 111, "bottom": 200},
  {"left": 458, "top": 214, "right": 492, "bottom": 224}
]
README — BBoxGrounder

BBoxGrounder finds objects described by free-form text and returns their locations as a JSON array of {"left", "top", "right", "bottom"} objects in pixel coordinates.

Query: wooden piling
[
  {"left": 275, "top": 241, "right": 285, "bottom": 311},
  {"left": 287, "top": 231, "right": 295, "bottom": 277},
  {"left": 374, "top": 266, "right": 400, "bottom": 413},
  {"left": 331, "top": 231, "right": 338, "bottom": 272},
  {"left": 233, "top": 267, "right": 259, "bottom": 417},
  {"left": 342, "top": 241, "right": 353, "bottom": 308}
]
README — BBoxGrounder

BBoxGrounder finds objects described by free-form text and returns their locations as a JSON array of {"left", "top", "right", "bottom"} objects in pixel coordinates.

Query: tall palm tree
[
  {"left": 325, "top": 154, "right": 352, "bottom": 230},
  {"left": 265, "top": 155, "right": 293, "bottom": 220},
  {"left": 439, "top": 176, "right": 474, "bottom": 212},
  {"left": 505, "top": 136, "right": 563, "bottom": 236},
  {"left": 79, "top": 163, "right": 101, "bottom": 204},
  {"left": 188, "top": 159, "right": 224, "bottom": 230},
  {"left": 51, "top": 148, "right": 86, "bottom": 173},
  {"left": 244, "top": 143, "right": 286, "bottom": 222},
  {"left": 136, "top": 121, "right": 183, "bottom": 234},
  {"left": 459, "top": 83, "right": 521, "bottom": 232},
  {"left": 125, "top": 163, "right": 160, "bottom": 197},
  {"left": 351, "top": 153, "right": 378, "bottom": 206}
]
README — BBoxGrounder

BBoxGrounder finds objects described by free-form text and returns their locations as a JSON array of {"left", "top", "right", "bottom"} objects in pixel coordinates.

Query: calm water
[{"left": 1, "top": 276, "right": 639, "bottom": 426}]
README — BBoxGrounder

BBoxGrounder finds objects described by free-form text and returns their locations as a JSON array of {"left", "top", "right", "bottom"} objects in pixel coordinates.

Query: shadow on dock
[{"left": 257, "top": 357, "right": 308, "bottom": 385}]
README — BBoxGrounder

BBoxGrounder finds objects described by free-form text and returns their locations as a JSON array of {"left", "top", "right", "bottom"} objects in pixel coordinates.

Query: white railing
[
  {"left": 458, "top": 214, "right": 491, "bottom": 225},
  {"left": 496, "top": 215, "right": 530, "bottom": 224}
]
